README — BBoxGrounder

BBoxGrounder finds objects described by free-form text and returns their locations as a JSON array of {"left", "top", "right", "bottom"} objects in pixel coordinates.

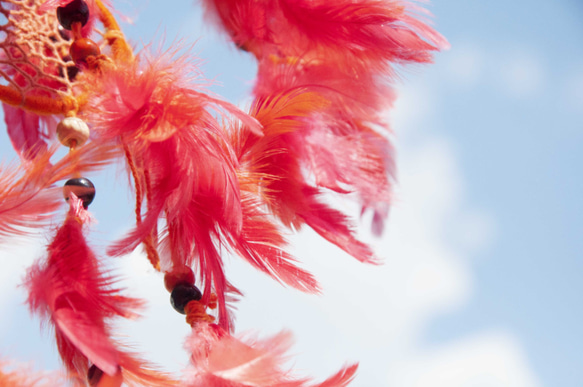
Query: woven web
[{"left": 0, "top": 0, "right": 77, "bottom": 101}]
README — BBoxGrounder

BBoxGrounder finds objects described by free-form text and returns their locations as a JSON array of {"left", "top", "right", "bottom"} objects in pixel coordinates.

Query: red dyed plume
[
  {"left": 184, "top": 323, "right": 358, "bottom": 387},
  {"left": 25, "top": 194, "right": 174, "bottom": 385}
]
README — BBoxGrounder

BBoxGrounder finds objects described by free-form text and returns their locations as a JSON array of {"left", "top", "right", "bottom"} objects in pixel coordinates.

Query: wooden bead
[
  {"left": 164, "top": 265, "right": 195, "bottom": 292},
  {"left": 63, "top": 177, "right": 96, "bottom": 209},
  {"left": 69, "top": 38, "right": 100, "bottom": 68},
  {"left": 57, "top": 0, "right": 90, "bottom": 30},
  {"left": 57, "top": 116, "right": 90, "bottom": 148}
]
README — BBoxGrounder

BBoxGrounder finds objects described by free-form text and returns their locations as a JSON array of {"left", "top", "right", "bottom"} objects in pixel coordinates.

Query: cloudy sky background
[{"left": 1, "top": 0, "right": 582, "bottom": 386}]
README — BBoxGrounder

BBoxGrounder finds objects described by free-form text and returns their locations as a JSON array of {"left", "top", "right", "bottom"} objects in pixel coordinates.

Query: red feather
[
  {"left": 25, "top": 195, "right": 173, "bottom": 385},
  {"left": 185, "top": 323, "right": 358, "bottom": 387},
  {"left": 203, "top": 0, "right": 447, "bottom": 65}
]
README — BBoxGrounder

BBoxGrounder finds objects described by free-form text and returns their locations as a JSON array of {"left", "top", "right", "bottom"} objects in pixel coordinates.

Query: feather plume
[
  {"left": 25, "top": 195, "right": 174, "bottom": 385},
  {"left": 185, "top": 323, "right": 358, "bottom": 387},
  {"left": 252, "top": 57, "right": 396, "bottom": 235},
  {"left": 84, "top": 49, "right": 263, "bottom": 331},
  {"left": 234, "top": 88, "right": 378, "bottom": 263},
  {"left": 202, "top": 0, "right": 447, "bottom": 65}
]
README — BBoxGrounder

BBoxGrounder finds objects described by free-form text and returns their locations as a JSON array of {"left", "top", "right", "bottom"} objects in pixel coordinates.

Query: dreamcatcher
[{"left": 0, "top": 0, "right": 446, "bottom": 386}]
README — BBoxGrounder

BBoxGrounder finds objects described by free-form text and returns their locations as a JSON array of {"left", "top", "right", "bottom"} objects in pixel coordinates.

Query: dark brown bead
[
  {"left": 57, "top": 0, "right": 90, "bottom": 30},
  {"left": 69, "top": 38, "right": 100, "bottom": 68},
  {"left": 170, "top": 284, "right": 202, "bottom": 314},
  {"left": 63, "top": 177, "right": 95, "bottom": 209}
]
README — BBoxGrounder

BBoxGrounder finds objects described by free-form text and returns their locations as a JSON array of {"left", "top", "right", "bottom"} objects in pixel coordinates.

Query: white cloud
[{"left": 387, "top": 332, "right": 541, "bottom": 387}]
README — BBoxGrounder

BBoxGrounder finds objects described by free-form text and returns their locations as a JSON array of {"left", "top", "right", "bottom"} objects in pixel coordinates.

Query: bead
[
  {"left": 69, "top": 38, "right": 100, "bottom": 68},
  {"left": 164, "top": 265, "right": 195, "bottom": 292},
  {"left": 170, "top": 283, "right": 202, "bottom": 314},
  {"left": 57, "top": 0, "right": 90, "bottom": 30},
  {"left": 87, "top": 364, "right": 103, "bottom": 386},
  {"left": 56, "top": 117, "right": 90, "bottom": 148},
  {"left": 63, "top": 177, "right": 96, "bottom": 209}
]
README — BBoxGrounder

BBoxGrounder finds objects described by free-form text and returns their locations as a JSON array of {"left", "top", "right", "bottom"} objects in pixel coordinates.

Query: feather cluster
[
  {"left": 206, "top": 0, "right": 448, "bottom": 236},
  {"left": 84, "top": 50, "right": 321, "bottom": 332}
]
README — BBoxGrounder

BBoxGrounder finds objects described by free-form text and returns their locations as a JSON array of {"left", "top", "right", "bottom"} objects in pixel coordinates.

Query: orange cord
[
  {"left": 185, "top": 294, "right": 218, "bottom": 327},
  {"left": 96, "top": 0, "right": 134, "bottom": 64},
  {"left": 123, "top": 143, "right": 161, "bottom": 271}
]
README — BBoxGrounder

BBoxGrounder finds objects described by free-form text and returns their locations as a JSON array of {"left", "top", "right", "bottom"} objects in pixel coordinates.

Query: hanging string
[{"left": 123, "top": 142, "right": 160, "bottom": 270}]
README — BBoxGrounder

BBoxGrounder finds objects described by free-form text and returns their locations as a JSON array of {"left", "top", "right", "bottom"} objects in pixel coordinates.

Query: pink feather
[
  {"left": 234, "top": 88, "right": 379, "bottom": 263},
  {"left": 185, "top": 323, "right": 358, "bottom": 387}
]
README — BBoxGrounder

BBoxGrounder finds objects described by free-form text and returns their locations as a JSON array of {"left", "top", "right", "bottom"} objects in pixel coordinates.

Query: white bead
[{"left": 56, "top": 117, "right": 90, "bottom": 148}]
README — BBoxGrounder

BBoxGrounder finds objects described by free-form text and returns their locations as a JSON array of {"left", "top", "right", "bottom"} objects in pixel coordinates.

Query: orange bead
[{"left": 69, "top": 38, "right": 100, "bottom": 68}]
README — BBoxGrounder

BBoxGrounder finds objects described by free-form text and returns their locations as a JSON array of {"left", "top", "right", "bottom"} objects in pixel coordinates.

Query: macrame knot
[{"left": 184, "top": 294, "right": 218, "bottom": 326}]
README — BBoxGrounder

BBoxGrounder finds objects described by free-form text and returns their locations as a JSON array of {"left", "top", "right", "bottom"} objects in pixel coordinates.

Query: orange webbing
[{"left": 185, "top": 294, "right": 218, "bottom": 327}]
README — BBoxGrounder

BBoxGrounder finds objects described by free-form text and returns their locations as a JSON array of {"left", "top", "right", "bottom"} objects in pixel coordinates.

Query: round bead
[
  {"left": 56, "top": 117, "right": 90, "bottom": 148},
  {"left": 87, "top": 364, "right": 103, "bottom": 386},
  {"left": 57, "top": 0, "right": 90, "bottom": 30},
  {"left": 164, "top": 265, "right": 195, "bottom": 292},
  {"left": 69, "top": 38, "right": 100, "bottom": 68},
  {"left": 63, "top": 177, "right": 96, "bottom": 209},
  {"left": 170, "top": 283, "right": 202, "bottom": 314}
]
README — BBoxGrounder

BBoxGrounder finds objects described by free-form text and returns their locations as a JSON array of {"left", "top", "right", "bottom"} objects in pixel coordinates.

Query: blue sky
[{"left": 0, "top": 0, "right": 582, "bottom": 386}]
